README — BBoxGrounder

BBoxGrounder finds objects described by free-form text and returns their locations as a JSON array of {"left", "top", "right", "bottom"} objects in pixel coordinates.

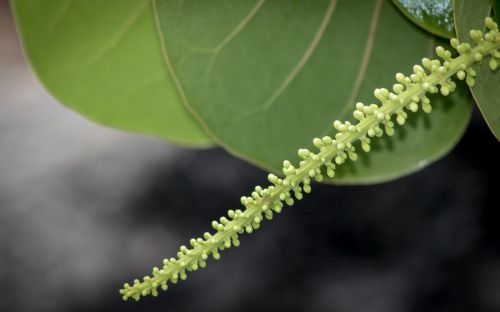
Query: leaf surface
[
  {"left": 454, "top": 0, "right": 500, "bottom": 140},
  {"left": 156, "top": 0, "right": 471, "bottom": 183},
  {"left": 12, "top": 0, "right": 210, "bottom": 146}
]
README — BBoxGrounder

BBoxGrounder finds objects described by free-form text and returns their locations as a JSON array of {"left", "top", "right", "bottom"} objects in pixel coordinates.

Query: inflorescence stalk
[{"left": 121, "top": 17, "right": 500, "bottom": 301}]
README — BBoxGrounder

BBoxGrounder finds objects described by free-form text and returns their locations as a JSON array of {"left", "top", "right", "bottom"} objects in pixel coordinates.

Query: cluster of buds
[{"left": 121, "top": 17, "right": 500, "bottom": 301}]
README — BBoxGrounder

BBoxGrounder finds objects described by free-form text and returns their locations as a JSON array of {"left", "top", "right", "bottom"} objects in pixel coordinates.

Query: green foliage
[
  {"left": 454, "top": 0, "right": 500, "bottom": 140},
  {"left": 155, "top": 0, "right": 471, "bottom": 183},
  {"left": 9, "top": 0, "right": 500, "bottom": 303},
  {"left": 12, "top": 0, "right": 210, "bottom": 146},
  {"left": 391, "top": 0, "right": 455, "bottom": 38},
  {"left": 120, "top": 18, "right": 500, "bottom": 301}
]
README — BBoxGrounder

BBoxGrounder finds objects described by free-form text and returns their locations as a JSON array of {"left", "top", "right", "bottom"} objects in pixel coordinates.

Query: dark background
[{"left": 1, "top": 2, "right": 499, "bottom": 311}]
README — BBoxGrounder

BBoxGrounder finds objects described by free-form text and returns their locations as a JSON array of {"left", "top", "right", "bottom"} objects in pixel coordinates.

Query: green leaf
[
  {"left": 155, "top": 0, "right": 471, "bottom": 183},
  {"left": 12, "top": 0, "right": 210, "bottom": 147},
  {"left": 454, "top": 0, "right": 500, "bottom": 140},
  {"left": 391, "top": 0, "right": 455, "bottom": 38}
]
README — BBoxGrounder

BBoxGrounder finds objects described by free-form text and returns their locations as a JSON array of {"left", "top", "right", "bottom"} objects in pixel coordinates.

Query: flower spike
[{"left": 120, "top": 17, "right": 500, "bottom": 301}]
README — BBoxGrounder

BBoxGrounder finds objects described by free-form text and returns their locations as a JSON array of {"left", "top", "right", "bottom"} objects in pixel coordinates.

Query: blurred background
[{"left": 1, "top": 2, "right": 500, "bottom": 311}]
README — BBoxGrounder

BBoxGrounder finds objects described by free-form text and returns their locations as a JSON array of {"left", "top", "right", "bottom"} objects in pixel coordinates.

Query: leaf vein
[
  {"left": 213, "top": 0, "right": 266, "bottom": 53},
  {"left": 205, "top": 0, "right": 266, "bottom": 84},
  {"left": 321, "top": 0, "right": 383, "bottom": 136},
  {"left": 79, "top": 0, "right": 149, "bottom": 67},
  {"left": 342, "top": 0, "right": 382, "bottom": 116},
  {"left": 260, "top": 0, "right": 338, "bottom": 111},
  {"left": 43, "top": 0, "right": 73, "bottom": 38}
]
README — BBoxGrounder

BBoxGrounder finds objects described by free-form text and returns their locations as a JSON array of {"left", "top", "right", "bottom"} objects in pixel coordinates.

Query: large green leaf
[
  {"left": 156, "top": 0, "right": 471, "bottom": 183},
  {"left": 12, "top": 0, "right": 210, "bottom": 146},
  {"left": 391, "top": 0, "right": 455, "bottom": 38},
  {"left": 454, "top": 0, "right": 500, "bottom": 140}
]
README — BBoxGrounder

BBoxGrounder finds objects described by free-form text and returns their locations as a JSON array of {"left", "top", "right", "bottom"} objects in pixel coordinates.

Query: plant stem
[{"left": 121, "top": 19, "right": 500, "bottom": 301}]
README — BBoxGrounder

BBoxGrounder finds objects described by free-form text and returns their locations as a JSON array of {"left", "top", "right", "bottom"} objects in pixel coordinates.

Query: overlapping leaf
[
  {"left": 13, "top": 0, "right": 210, "bottom": 146},
  {"left": 454, "top": 0, "right": 500, "bottom": 140},
  {"left": 392, "top": 0, "right": 455, "bottom": 38},
  {"left": 155, "top": 0, "right": 471, "bottom": 183}
]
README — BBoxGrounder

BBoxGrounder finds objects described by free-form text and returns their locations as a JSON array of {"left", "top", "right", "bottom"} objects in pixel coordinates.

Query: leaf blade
[
  {"left": 391, "top": 0, "right": 455, "bottom": 38},
  {"left": 453, "top": 0, "right": 500, "bottom": 140},
  {"left": 156, "top": 0, "right": 471, "bottom": 183},
  {"left": 12, "top": 0, "right": 211, "bottom": 146}
]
